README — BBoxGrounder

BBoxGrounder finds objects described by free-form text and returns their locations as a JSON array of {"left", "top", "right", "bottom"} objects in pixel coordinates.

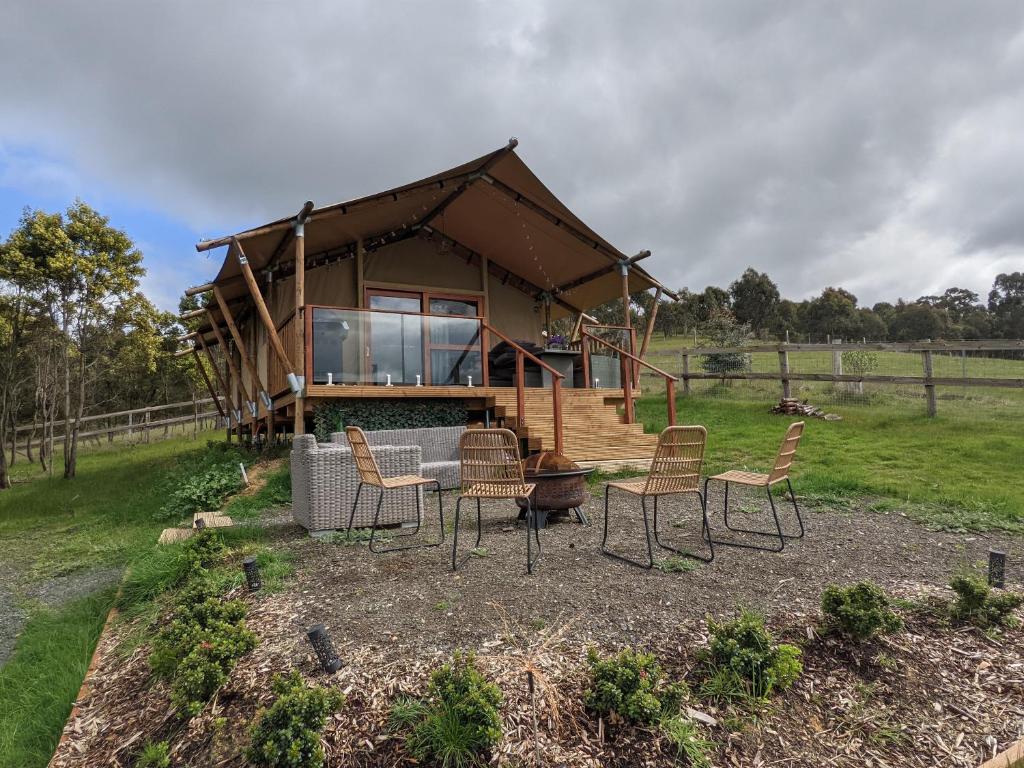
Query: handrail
[
  {"left": 581, "top": 330, "right": 678, "bottom": 381},
  {"left": 482, "top": 323, "right": 566, "bottom": 379},
  {"left": 482, "top": 321, "right": 564, "bottom": 454},
  {"left": 306, "top": 303, "right": 485, "bottom": 321},
  {"left": 581, "top": 329, "right": 677, "bottom": 427}
]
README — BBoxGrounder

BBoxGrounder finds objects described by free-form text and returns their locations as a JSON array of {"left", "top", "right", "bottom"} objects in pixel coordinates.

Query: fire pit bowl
[{"left": 516, "top": 452, "right": 594, "bottom": 527}]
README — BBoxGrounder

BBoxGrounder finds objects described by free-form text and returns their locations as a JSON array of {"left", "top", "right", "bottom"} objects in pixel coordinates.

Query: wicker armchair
[{"left": 289, "top": 434, "right": 422, "bottom": 532}]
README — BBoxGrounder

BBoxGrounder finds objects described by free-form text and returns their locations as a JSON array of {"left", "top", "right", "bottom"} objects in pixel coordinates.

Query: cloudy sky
[{"left": 2, "top": 1, "right": 1022, "bottom": 310}]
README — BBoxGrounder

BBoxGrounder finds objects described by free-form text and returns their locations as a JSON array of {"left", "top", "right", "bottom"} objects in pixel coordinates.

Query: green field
[
  {"left": 636, "top": 395, "right": 1024, "bottom": 532},
  {"left": 0, "top": 433, "right": 220, "bottom": 768},
  {"left": 637, "top": 336, "right": 1024, "bottom": 419}
]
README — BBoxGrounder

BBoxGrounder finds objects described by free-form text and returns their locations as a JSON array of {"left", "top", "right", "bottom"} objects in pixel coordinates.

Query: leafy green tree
[
  {"left": 988, "top": 272, "right": 1024, "bottom": 338},
  {"left": 798, "top": 287, "right": 861, "bottom": 341},
  {"left": 888, "top": 301, "right": 950, "bottom": 341},
  {"left": 729, "top": 268, "right": 780, "bottom": 338}
]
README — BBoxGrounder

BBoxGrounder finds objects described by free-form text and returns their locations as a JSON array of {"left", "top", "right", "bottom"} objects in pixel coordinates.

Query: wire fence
[{"left": 640, "top": 340, "right": 1024, "bottom": 419}]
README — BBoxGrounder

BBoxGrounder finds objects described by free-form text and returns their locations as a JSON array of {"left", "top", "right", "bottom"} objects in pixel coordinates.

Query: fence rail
[
  {"left": 10, "top": 397, "right": 227, "bottom": 455},
  {"left": 673, "top": 341, "right": 1024, "bottom": 417}
]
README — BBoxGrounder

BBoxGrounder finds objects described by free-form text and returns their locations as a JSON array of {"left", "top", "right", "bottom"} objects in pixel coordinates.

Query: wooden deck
[{"left": 273, "top": 385, "right": 658, "bottom": 463}]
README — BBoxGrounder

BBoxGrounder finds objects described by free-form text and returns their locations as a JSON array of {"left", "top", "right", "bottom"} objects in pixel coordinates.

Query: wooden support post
[
  {"left": 515, "top": 351, "right": 526, "bottom": 428},
  {"left": 144, "top": 409, "right": 151, "bottom": 443},
  {"left": 682, "top": 353, "right": 691, "bottom": 396},
  {"left": 666, "top": 378, "right": 677, "bottom": 426},
  {"left": 638, "top": 287, "right": 661, "bottom": 361},
  {"left": 191, "top": 348, "right": 226, "bottom": 419},
  {"left": 233, "top": 239, "right": 295, "bottom": 376},
  {"left": 620, "top": 265, "right": 632, "bottom": 330},
  {"left": 294, "top": 221, "right": 307, "bottom": 435},
  {"left": 212, "top": 286, "right": 265, "bottom": 418},
  {"left": 621, "top": 352, "right": 635, "bottom": 424},
  {"left": 208, "top": 311, "right": 252, "bottom": 413},
  {"left": 581, "top": 335, "right": 591, "bottom": 389},
  {"left": 778, "top": 348, "right": 792, "bottom": 399},
  {"left": 197, "top": 334, "right": 233, "bottom": 425},
  {"left": 922, "top": 350, "right": 937, "bottom": 416},
  {"left": 552, "top": 377, "right": 564, "bottom": 454}
]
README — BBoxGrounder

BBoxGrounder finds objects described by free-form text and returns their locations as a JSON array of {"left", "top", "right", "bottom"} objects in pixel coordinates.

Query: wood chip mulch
[{"left": 48, "top": 579, "right": 1023, "bottom": 767}]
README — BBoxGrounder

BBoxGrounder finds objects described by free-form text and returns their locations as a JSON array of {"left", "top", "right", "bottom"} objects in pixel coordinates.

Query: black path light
[
  {"left": 242, "top": 556, "right": 262, "bottom": 591},
  {"left": 194, "top": 517, "right": 206, "bottom": 529},
  {"left": 307, "top": 624, "right": 343, "bottom": 673},
  {"left": 989, "top": 550, "right": 1006, "bottom": 589}
]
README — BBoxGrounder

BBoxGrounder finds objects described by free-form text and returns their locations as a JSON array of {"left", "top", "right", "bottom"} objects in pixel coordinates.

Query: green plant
[
  {"left": 660, "top": 715, "right": 713, "bottom": 768},
  {"left": 584, "top": 647, "right": 686, "bottom": 724},
  {"left": 312, "top": 399, "right": 468, "bottom": 442},
  {"left": 155, "top": 456, "right": 246, "bottom": 522},
  {"left": 397, "top": 653, "right": 503, "bottom": 768},
  {"left": 148, "top": 566, "right": 258, "bottom": 717},
  {"left": 705, "top": 612, "right": 802, "bottom": 699},
  {"left": 389, "top": 695, "right": 428, "bottom": 731},
  {"left": 136, "top": 740, "right": 171, "bottom": 768},
  {"left": 654, "top": 557, "right": 699, "bottom": 574},
  {"left": 820, "top": 581, "right": 902, "bottom": 641},
  {"left": 950, "top": 573, "right": 1022, "bottom": 628},
  {"left": 247, "top": 670, "right": 344, "bottom": 768},
  {"left": 841, "top": 350, "right": 879, "bottom": 376}
]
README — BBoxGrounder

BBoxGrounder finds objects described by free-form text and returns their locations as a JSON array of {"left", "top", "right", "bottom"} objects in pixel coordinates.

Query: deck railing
[
  {"left": 482, "top": 321, "right": 565, "bottom": 454},
  {"left": 580, "top": 328, "right": 678, "bottom": 427}
]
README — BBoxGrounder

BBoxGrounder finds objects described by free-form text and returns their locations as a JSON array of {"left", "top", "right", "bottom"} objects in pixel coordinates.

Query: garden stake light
[
  {"left": 194, "top": 517, "right": 206, "bottom": 529},
  {"left": 242, "top": 556, "right": 262, "bottom": 591},
  {"left": 989, "top": 550, "right": 1006, "bottom": 589},
  {"left": 527, "top": 670, "right": 539, "bottom": 766},
  {"left": 306, "top": 624, "right": 343, "bottom": 673}
]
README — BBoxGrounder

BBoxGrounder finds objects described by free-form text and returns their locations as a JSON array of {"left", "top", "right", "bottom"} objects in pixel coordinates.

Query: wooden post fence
[
  {"left": 922, "top": 350, "right": 937, "bottom": 417},
  {"left": 778, "top": 348, "right": 791, "bottom": 399}
]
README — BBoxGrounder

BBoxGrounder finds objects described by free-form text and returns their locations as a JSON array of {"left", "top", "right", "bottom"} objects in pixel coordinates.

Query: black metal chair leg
[
  {"left": 724, "top": 481, "right": 804, "bottom": 541},
  {"left": 369, "top": 483, "right": 446, "bottom": 554},
  {"left": 346, "top": 482, "right": 363, "bottom": 536},
  {"left": 452, "top": 496, "right": 464, "bottom": 571},
  {"left": 652, "top": 493, "right": 714, "bottom": 563},
  {"left": 524, "top": 497, "right": 542, "bottom": 574},
  {"left": 573, "top": 506, "right": 590, "bottom": 526},
  {"left": 786, "top": 478, "right": 805, "bottom": 539},
  {"left": 600, "top": 486, "right": 654, "bottom": 569},
  {"left": 705, "top": 479, "right": 785, "bottom": 553},
  {"left": 475, "top": 498, "right": 483, "bottom": 548}
]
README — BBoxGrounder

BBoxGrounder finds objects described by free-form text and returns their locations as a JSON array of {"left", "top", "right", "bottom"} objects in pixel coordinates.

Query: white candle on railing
[
  {"left": 327, "top": 372, "right": 333, "bottom": 385},
  {"left": 415, "top": 374, "right": 422, "bottom": 386},
  {"left": 385, "top": 374, "right": 393, "bottom": 387},
  {"left": 467, "top": 375, "right": 473, "bottom": 387}
]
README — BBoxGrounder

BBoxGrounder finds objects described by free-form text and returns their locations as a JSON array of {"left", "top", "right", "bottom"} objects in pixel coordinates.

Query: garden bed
[{"left": 49, "top": 493, "right": 1022, "bottom": 767}]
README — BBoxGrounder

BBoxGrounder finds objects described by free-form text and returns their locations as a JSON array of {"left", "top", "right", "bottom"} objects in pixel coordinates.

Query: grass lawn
[
  {"left": 636, "top": 395, "right": 1024, "bottom": 532},
  {"left": 0, "top": 431, "right": 223, "bottom": 768}
]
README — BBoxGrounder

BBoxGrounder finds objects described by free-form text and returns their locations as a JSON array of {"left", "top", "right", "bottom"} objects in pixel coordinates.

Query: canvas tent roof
[{"left": 191, "top": 140, "right": 674, "bottom": 335}]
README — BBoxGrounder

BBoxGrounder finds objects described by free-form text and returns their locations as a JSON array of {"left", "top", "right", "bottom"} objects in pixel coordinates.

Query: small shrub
[
  {"left": 136, "top": 740, "right": 171, "bottom": 768},
  {"left": 247, "top": 670, "right": 345, "bottom": 768},
  {"left": 585, "top": 647, "right": 686, "bottom": 725},
  {"left": 705, "top": 612, "right": 801, "bottom": 699},
  {"left": 388, "top": 695, "right": 428, "bottom": 731},
  {"left": 155, "top": 459, "right": 244, "bottom": 521},
  {"left": 654, "top": 557, "right": 699, "bottom": 574},
  {"left": 950, "top": 573, "right": 1023, "bottom": 628},
  {"left": 397, "top": 653, "right": 503, "bottom": 768},
  {"left": 660, "top": 715, "right": 714, "bottom": 768},
  {"left": 821, "top": 581, "right": 902, "bottom": 642},
  {"left": 148, "top": 563, "right": 258, "bottom": 717}
]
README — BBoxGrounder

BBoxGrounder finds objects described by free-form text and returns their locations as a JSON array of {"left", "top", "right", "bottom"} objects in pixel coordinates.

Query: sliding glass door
[{"left": 367, "top": 291, "right": 424, "bottom": 385}]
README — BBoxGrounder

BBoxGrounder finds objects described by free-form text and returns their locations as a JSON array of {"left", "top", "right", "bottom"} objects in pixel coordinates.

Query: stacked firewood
[{"left": 771, "top": 398, "right": 841, "bottom": 420}]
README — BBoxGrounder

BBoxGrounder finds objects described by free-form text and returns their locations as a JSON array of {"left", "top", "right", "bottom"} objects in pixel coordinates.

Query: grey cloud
[{"left": 1, "top": 0, "right": 1022, "bottom": 305}]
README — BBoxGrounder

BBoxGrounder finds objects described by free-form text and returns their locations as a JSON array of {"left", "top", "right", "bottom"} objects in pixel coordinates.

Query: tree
[
  {"left": 888, "top": 301, "right": 950, "bottom": 341},
  {"left": 988, "top": 272, "right": 1024, "bottom": 339},
  {"left": 799, "top": 288, "right": 861, "bottom": 341},
  {"left": 729, "top": 268, "right": 780, "bottom": 338},
  {"left": 14, "top": 202, "right": 145, "bottom": 479}
]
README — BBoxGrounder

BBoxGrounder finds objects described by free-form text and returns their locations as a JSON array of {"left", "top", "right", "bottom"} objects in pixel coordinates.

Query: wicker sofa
[
  {"left": 332, "top": 426, "right": 465, "bottom": 490},
  {"left": 289, "top": 434, "right": 423, "bottom": 532}
]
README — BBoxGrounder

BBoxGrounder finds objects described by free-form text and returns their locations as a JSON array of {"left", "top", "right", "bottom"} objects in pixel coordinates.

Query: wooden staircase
[{"left": 489, "top": 388, "right": 658, "bottom": 462}]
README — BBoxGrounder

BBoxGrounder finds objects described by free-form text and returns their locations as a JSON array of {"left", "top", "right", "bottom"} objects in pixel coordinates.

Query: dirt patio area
[{"left": 49, "top": 490, "right": 1024, "bottom": 768}]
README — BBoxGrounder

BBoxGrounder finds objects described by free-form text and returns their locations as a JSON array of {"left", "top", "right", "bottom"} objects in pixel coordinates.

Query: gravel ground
[{"left": 288, "top": 489, "right": 1021, "bottom": 653}]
